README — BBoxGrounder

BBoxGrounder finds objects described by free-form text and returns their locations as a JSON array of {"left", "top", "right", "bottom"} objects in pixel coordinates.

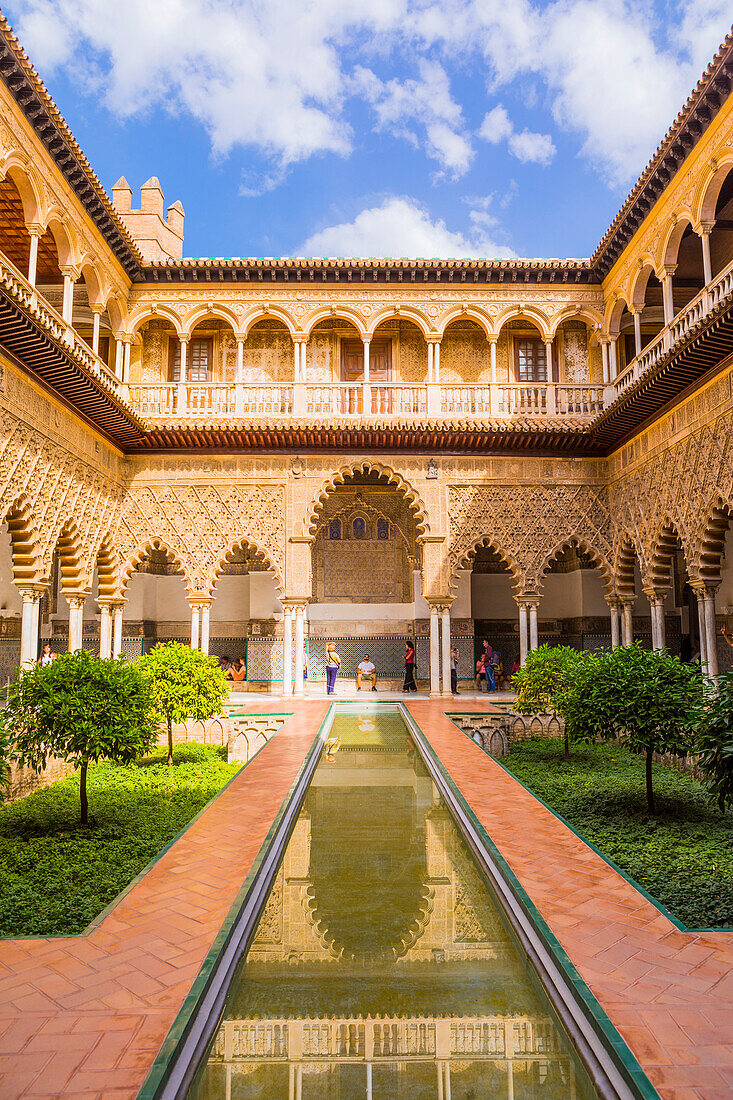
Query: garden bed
[
  {"left": 500, "top": 738, "right": 733, "bottom": 928},
  {"left": 0, "top": 744, "right": 241, "bottom": 937}
]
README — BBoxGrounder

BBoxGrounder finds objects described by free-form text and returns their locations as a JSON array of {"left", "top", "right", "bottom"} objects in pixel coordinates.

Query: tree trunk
[
  {"left": 564, "top": 726, "right": 570, "bottom": 761},
  {"left": 80, "top": 760, "right": 88, "bottom": 825},
  {"left": 167, "top": 716, "right": 174, "bottom": 765},
  {"left": 645, "top": 746, "right": 655, "bottom": 814}
]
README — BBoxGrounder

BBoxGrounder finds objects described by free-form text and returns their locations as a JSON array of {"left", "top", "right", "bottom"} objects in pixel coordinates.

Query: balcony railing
[
  {"left": 127, "top": 381, "right": 606, "bottom": 421},
  {"left": 609, "top": 254, "right": 733, "bottom": 403}
]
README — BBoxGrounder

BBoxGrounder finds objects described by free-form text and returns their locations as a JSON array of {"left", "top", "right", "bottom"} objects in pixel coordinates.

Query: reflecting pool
[{"left": 189, "top": 706, "right": 597, "bottom": 1098}]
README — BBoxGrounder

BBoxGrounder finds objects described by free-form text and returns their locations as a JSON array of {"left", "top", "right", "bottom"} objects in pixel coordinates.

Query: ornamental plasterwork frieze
[
  {"left": 117, "top": 482, "right": 286, "bottom": 597},
  {"left": 448, "top": 483, "right": 615, "bottom": 595}
]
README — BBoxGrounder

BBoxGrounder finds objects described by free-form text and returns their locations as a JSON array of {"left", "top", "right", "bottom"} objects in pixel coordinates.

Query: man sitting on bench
[{"left": 356, "top": 653, "right": 377, "bottom": 692}]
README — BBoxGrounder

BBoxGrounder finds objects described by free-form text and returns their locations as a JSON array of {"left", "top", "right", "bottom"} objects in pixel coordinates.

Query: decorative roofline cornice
[
  {"left": 591, "top": 26, "right": 733, "bottom": 279},
  {"left": 141, "top": 256, "right": 595, "bottom": 284},
  {"left": 0, "top": 16, "right": 143, "bottom": 280}
]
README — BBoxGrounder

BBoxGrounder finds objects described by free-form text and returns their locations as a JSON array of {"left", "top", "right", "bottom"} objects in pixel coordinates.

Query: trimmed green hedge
[
  {"left": 0, "top": 744, "right": 240, "bottom": 937},
  {"left": 501, "top": 738, "right": 733, "bottom": 928}
]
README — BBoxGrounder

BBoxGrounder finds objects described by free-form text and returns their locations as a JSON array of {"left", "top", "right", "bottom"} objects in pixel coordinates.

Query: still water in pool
[{"left": 189, "top": 706, "right": 597, "bottom": 1098}]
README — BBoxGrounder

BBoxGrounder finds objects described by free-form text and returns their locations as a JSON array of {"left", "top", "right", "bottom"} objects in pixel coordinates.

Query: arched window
[
  {"left": 353, "top": 517, "right": 367, "bottom": 540},
  {"left": 377, "top": 518, "right": 389, "bottom": 541},
  {"left": 329, "top": 519, "right": 341, "bottom": 541}
]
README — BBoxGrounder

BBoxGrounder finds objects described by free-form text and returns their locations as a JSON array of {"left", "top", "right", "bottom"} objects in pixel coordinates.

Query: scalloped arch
[
  {"left": 1, "top": 495, "right": 42, "bottom": 585},
  {"left": 305, "top": 461, "right": 429, "bottom": 541},
  {"left": 536, "top": 536, "right": 613, "bottom": 596},
  {"left": 207, "top": 536, "right": 284, "bottom": 597},
  {"left": 120, "top": 538, "right": 192, "bottom": 597},
  {"left": 450, "top": 536, "right": 521, "bottom": 591}
]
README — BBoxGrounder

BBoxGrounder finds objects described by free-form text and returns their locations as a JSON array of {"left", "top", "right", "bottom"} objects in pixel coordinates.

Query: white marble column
[
  {"left": 98, "top": 602, "right": 113, "bottom": 659},
  {"left": 429, "top": 605, "right": 440, "bottom": 696},
  {"left": 647, "top": 594, "right": 666, "bottom": 651},
  {"left": 19, "top": 586, "right": 43, "bottom": 668},
  {"left": 293, "top": 340, "right": 300, "bottom": 382},
  {"left": 114, "top": 338, "right": 123, "bottom": 379},
  {"left": 282, "top": 606, "right": 293, "bottom": 696},
  {"left": 489, "top": 337, "right": 497, "bottom": 382},
  {"left": 621, "top": 600, "right": 634, "bottom": 646},
  {"left": 300, "top": 340, "right": 307, "bottom": 381},
  {"left": 179, "top": 337, "right": 189, "bottom": 382},
  {"left": 609, "top": 336, "right": 618, "bottom": 377},
  {"left": 632, "top": 310, "right": 642, "bottom": 358},
  {"left": 441, "top": 605, "right": 452, "bottom": 697},
  {"left": 67, "top": 594, "right": 86, "bottom": 652},
  {"left": 696, "top": 589, "right": 709, "bottom": 672},
  {"left": 27, "top": 227, "right": 41, "bottom": 287},
  {"left": 190, "top": 602, "right": 200, "bottom": 649},
  {"left": 433, "top": 341, "right": 440, "bottom": 383},
  {"left": 123, "top": 339, "right": 131, "bottom": 384},
  {"left": 528, "top": 602, "right": 539, "bottom": 652},
  {"left": 199, "top": 602, "right": 211, "bottom": 655},
  {"left": 518, "top": 604, "right": 529, "bottom": 666},
  {"left": 363, "top": 338, "right": 370, "bottom": 382},
  {"left": 236, "top": 338, "right": 244, "bottom": 382},
  {"left": 544, "top": 340, "right": 553, "bottom": 381},
  {"left": 91, "top": 309, "right": 101, "bottom": 356},
  {"left": 700, "top": 224, "right": 713, "bottom": 286},
  {"left": 427, "top": 342, "right": 434, "bottom": 382},
  {"left": 704, "top": 588, "right": 719, "bottom": 677},
  {"left": 601, "top": 340, "right": 610, "bottom": 385},
  {"left": 112, "top": 603, "right": 124, "bottom": 658},
  {"left": 662, "top": 267, "right": 675, "bottom": 325},
  {"left": 61, "top": 269, "right": 75, "bottom": 324},
  {"left": 294, "top": 605, "right": 306, "bottom": 696},
  {"left": 609, "top": 599, "right": 621, "bottom": 648}
]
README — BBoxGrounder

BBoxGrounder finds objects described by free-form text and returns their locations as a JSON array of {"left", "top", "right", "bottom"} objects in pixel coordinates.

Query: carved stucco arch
[
  {"left": 119, "top": 537, "right": 193, "bottom": 599},
  {"left": 88, "top": 530, "right": 120, "bottom": 602},
  {"left": 437, "top": 307, "right": 492, "bottom": 340},
  {"left": 450, "top": 536, "right": 521, "bottom": 594},
  {"left": 367, "top": 305, "right": 431, "bottom": 338},
  {"left": 692, "top": 493, "right": 733, "bottom": 586},
  {"left": 494, "top": 304, "right": 551, "bottom": 342},
  {"left": 548, "top": 306, "right": 603, "bottom": 340},
  {"left": 48, "top": 519, "right": 87, "bottom": 593},
  {"left": 660, "top": 214, "right": 695, "bottom": 269},
  {"left": 183, "top": 303, "right": 240, "bottom": 338},
  {"left": 612, "top": 534, "right": 644, "bottom": 600},
  {"left": 241, "top": 306, "right": 297, "bottom": 338},
  {"left": 536, "top": 536, "right": 614, "bottom": 597},
  {"left": 207, "top": 536, "right": 284, "bottom": 598},
  {"left": 0, "top": 157, "right": 43, "bottom": 226},
  {"left": 304, "top": 461, "right": 429, "bottom": 542},
  {"left": 1, "top": 494, "right": 42, "bottom": 585},
  {"left": 694, "top": 154, "right": 733, "bottom": 226},
  {"left": 304, "top": 307, "right": 367, "bottom": 339},
  {"left": 129, "top": 305, "right": 184, "bottom": 338},
  {"left": 645, "top": 517, "right": 695, "bottom": 592}
]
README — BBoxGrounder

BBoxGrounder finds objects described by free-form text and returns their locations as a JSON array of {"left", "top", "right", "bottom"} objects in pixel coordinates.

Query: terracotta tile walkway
[
  {"left": 407, "top": 701, "right": 733, "bottom": 1100},
  {"left": 0, "top": 702, "right": 327, "bottom": 1099}
]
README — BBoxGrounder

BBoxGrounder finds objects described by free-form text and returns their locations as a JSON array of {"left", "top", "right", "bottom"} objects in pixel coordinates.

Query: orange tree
[
  {"left": 512, "top": 644, "right": 586, "bottom": 760},
  {"left": 3, "top": 649, "right": 156, "bottom": 824},
  {"left": 137, "top": 642, "right": 229, "bottom": 765}
]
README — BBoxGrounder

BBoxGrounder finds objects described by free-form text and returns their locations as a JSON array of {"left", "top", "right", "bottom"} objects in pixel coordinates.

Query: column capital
[
  {"left": 292, "top": 332, "right": 307, "bottom": 342},
  {"left": 619, "top": 596, "right": 635, "bottom": 609},
  {"left": 515, "top": 594, "right": 539, "bottom": 609},
  {"left": 188, "top": 595, "right": 213, "bottom": 610},
  {"left": 282, "top": 598, "right": 308, "bottom": 613},
  {"left": 425, "top": 596, "right": 449, "bottom": 611},
  {"left": 426, "top": 334, "right": 442, "bottom": 345},
  {"left": 17, "top": 582, "right": 46, "bottom": 601},
  {"left": 27, "top": 222, "right": 45, "bottom": 239},
  {"left": 642, "top": 587, "right": 667, "bottom": 606},
  {"left": 487, "top": 334, "right": 499, "bottom": 345},
  {"left": 690, "top": 579, "right": 719, "bottom": 598},
  {"left": 66, "top": 591, "right": 89, "bottom": 610},
  {"left": 696, "top": 220, "right": 715, "bottom": 237},
  {"left": 662, "top": 264, "right": 678, "bottom": 278},
  {"left": 606, "top": 595, "right": 621, "bottom": 611}
]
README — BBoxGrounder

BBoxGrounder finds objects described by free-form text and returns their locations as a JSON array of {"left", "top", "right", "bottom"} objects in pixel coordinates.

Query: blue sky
[{"left": 5, "top": 0, "right": 733, "bottom": 259}]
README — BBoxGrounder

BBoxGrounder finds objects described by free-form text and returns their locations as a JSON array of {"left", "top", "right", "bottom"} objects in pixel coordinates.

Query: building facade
[{"left": 1, "top": 17, "right": 733, "bottom": 692}]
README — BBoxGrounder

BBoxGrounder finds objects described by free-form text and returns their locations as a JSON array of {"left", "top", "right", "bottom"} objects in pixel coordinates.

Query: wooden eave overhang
[
  {"left": 141, "top": 256, "right": 596, "bottom": 285},
  {"left": 0, "top": 284, "right": 145, "bottom": 447},
  {"left": 591, "top": 27, "right": 733, "bottom": 280},
  {"left": 0, "top": 17, "right": 143, "bottom": 280},
  {"left": 126, "top": 417, "right": 602, "bottom": 455}
]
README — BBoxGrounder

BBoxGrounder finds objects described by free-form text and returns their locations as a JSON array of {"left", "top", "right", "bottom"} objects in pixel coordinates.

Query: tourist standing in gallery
[
  {"left": 325, "top": 643, "right": 340, "bottom": 694},
  {"left": 403, "top": 641, "right": 417, "bottom": 692}
]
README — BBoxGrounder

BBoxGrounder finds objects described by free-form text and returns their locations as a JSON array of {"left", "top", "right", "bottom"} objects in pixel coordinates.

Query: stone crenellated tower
[{"left": 111, "top": 176, "right": 184, "bottom": 262}]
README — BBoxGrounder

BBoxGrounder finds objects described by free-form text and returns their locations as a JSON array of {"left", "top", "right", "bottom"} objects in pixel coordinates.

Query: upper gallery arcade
[{"left": 2, "top": 14, "right": 733, "bottom": 694}]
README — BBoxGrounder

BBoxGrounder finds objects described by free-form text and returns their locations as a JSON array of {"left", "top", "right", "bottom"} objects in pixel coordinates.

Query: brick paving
[
  {"left": 0, "top": 702, "right": 327, "bottom": 1100},
  {"left": 2, "top": 697, "right": 732, "bottom": 1100},
  {"left": 407, "top": 700, "right": 733, "bottom": 1100}
]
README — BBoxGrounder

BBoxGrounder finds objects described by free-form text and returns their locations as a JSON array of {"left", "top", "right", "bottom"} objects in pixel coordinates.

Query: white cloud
[
  {"left": 297, "top": 195, "right": 515, "bottom": 258},
  {"left": 5, "top": 0, "right": 733, "bottom": 190},
  {"left": 355, "top": 60, "right": 473, "bottom": 176},
  {"left": 479, "top": 103, "right": 555, "bottom": 166}
]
